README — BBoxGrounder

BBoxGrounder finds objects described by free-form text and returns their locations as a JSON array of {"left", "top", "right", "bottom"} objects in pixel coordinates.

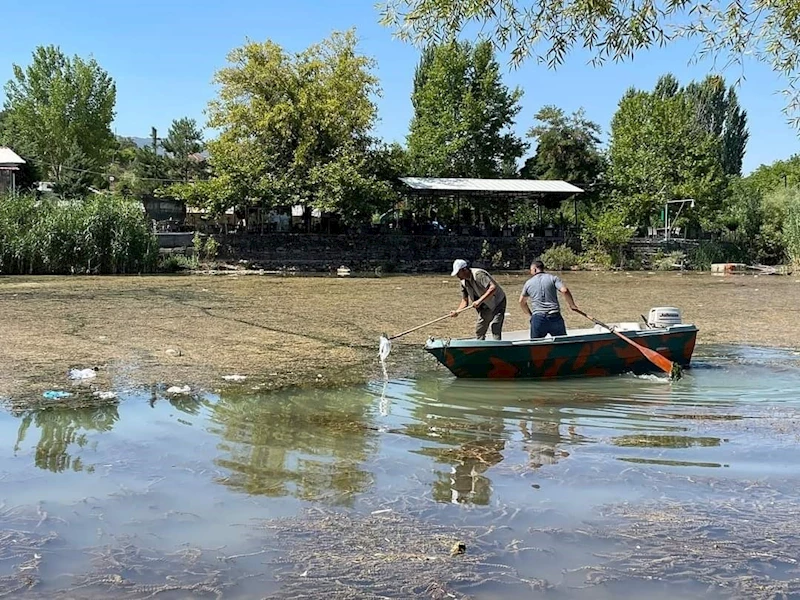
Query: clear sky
[{"left": 1, "top": 0, "right": 797, "bottom": 174}]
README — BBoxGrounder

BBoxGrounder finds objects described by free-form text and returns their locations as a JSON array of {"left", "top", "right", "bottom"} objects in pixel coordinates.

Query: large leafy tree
[
  {"left": 683, "top": 75, "right": 748, "bottom": 176},
  {"left": 173, "top": 30, "right": 390, "bottom": 222},
  {"left": 2, "top": 45, "right": 116, "bottom": 185},
  {"left": 162, "top": 117, "right": 205, "bottom": 182},
  {"left": 608, "top": 86, "right": 727, "bottom": 228},
  {"left": 522, "top": 106, "right": 605, "bottom": 186},
  {"left": 407, "top": 40, "right": 526, "bottom": 177},
  {"left": 379, "top": 0, "right": 800, "bottom": 124},
  {"left": 745, "top": 154, "right": 800, "bottom": 193}
]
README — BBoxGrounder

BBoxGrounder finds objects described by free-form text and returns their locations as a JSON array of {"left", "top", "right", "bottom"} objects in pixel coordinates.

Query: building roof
[
  {"left": 399, "top": 177, "right": 583, "bottom": 195},
  {"left": 0, "top": 147, "right": 26, "bottom": 167}
]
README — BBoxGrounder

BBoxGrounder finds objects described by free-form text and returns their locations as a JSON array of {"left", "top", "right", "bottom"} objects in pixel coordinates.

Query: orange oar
[{"left": 573, "top": 309, "right": 682, "bottom": 380}]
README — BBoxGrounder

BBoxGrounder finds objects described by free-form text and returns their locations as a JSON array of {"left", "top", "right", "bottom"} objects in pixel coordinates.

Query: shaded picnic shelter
[{"left": 398, "top": 177, "right": 584, "bottom": 236}]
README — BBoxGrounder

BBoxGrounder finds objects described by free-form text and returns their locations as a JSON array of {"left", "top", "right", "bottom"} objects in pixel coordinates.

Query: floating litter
[
  {"left": 43, "top": 390, "right": 72, "bottom": 400},
  {"left": 68, "top": 368, "right": 97, "bottom": 380},
  {"left": 222, "top": 374, "right": 247, "bottom": 382},
  {"left": 166, "top": 385, "right": 191, "bottom": 395},
  {"left": 92, "top": 391, "right": 118, "bottom": 400}
]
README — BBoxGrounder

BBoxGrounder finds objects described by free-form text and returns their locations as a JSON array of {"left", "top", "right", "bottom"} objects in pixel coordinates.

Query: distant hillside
[{"left": 127, "top": 136, "right": 166, "bottom": 155}]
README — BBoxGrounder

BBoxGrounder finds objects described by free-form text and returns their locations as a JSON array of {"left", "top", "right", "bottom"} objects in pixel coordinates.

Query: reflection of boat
[{"left": 425, "top": 317, "right": 698, "bottom": 380}]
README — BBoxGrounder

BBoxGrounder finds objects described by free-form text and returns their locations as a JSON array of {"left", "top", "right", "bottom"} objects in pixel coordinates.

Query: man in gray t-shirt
[{"left": 519, "top": 260, "right": 579, "bottom": 339}]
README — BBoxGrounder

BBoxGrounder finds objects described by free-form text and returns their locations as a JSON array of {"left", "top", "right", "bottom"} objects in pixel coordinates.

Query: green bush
[
  {"left": 0, "top": 193, "right": 157, "bottom": 275},
  {"left": 204, "top": 236, "right": 220, "bottom": 261},
  {"left": 158, "top": 255, "right": 187, "bottom": 273},
  {"left": 652, "top": 250, "right": 686, "bottom": 271},
  {"left": 539, "top": 244, "right": 578, "bottom": 270},
  {"left": 581, "top": 209, "right": 635, "bottom": 266},
  {"left": 578, "top": 249, "right": 613, "bottom": 270}
]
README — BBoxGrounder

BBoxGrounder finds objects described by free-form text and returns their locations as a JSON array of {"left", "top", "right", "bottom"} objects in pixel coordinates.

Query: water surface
[{"left": 1, "top": 344, "right": 799, "bottom": 598}]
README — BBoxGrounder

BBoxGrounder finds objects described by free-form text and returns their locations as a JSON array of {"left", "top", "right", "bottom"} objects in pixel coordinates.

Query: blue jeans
[{"left": 530, "top": 312, "right": 567, "bottom": 339}]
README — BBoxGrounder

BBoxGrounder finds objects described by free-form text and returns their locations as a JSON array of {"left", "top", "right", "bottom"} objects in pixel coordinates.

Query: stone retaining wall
[
  {"left": 217, "top": 233, "right": 576, "bottom": 273},
  {"left": 212, "top": 234, "right": 706, "bottom": 273}
]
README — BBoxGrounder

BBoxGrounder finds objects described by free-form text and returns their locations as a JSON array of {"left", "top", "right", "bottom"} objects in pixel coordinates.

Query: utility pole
[{"left": 151, "top": 127, "right": 158, "bottom": 154}]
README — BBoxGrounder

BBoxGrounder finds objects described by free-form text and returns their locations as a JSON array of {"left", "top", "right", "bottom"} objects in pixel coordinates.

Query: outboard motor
[{"left": 647, "top": 307, "right": 682, "bottom": 328}]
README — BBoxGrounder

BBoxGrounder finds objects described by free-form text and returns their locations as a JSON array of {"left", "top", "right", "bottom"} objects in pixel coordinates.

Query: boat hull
[{"left": 424, "top": 325, "right": 698, "bottom": 380}]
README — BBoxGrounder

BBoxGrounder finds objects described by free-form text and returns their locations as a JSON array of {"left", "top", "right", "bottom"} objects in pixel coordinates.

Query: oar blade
[{"left": 613, "top": 330, "right": 680, "bottom": 379}]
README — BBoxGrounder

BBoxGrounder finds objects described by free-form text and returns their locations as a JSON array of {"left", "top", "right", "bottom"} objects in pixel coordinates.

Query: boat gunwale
[{"left": 424, "top": 324, "right": 699, "bottom": 350}]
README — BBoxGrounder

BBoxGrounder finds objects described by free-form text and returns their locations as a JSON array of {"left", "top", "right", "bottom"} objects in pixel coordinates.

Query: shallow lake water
[{"left": 2, "top": 344, "right": 800, "bottom": 599}]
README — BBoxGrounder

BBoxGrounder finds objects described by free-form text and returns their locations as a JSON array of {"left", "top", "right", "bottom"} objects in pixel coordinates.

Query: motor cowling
[{"left": 647, "top": 307, "right": 682, "bottom": 328}]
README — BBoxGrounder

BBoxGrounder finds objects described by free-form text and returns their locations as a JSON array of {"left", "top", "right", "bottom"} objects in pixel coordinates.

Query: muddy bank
[{"left": 0, "top": 271, "right": 798, "bottom": 401}]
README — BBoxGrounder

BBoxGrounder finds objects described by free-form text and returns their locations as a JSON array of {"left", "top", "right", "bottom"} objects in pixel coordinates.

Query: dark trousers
[
  {"left": 476, "top": 298, "right": 507, "bottom": 340},
  {"left": 530, "top": 312, "right": 567, "bottom": 339}
]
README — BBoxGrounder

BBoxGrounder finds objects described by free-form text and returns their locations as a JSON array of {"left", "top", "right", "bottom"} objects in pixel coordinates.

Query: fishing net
[
  {"left": 378, "top": 335, "right": 392, "bottom": 363},
  {"left": 378, "top": 335, "right": 392, "bottom": 379}
]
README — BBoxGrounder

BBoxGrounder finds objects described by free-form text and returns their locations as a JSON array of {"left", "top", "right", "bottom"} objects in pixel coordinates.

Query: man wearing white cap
[{"left": 449, "top": 259, "right": 507, "bottom": 340}]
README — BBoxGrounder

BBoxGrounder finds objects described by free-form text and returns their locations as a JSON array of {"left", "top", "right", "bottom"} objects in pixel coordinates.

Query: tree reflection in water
[
  {"left": 209, "top": 386, "right": 378, "bottom": 505},
  {"left": 13, "top": 404, "right": 119, "bottom": 473}
]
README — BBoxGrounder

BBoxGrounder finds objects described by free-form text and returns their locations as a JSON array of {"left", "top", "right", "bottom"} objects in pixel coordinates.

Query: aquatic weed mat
[
  {"left": 257, "top": 507, "right": 549, "bottom": 599},
  {"left": 0, "top": 502, "right": 60, "bottom": 598},
  {"left": 53, "top": 539, "right": 230, "bottom": 600},
  {"left": 531, "top": 478, "right": 800, "bottom": 599}
]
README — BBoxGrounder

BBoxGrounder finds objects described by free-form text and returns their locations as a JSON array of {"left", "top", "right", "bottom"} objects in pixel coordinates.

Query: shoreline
[{"left": 1, "top": 271, "right": 798, "bottom": 405}]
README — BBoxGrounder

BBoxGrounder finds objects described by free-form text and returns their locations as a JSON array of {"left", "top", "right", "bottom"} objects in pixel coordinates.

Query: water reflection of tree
[
  {"left": 402, "top": 379, "right": 575, "bottom": 505},
  {"left": 13, "top": 405, "right": 119, "bottom": 473},
  {"left": 209, "top": 387, "right": 378, "bottom": 506}
]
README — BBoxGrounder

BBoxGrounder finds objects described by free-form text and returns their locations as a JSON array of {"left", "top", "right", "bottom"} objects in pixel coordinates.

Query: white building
[{"left": 0, "top": 147, "right": 26, "bottom": 194}]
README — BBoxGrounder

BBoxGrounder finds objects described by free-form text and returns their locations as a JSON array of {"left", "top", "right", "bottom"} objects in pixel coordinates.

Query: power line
[{"left": 38, "top": 161, "right": 196, "bottom": 184}]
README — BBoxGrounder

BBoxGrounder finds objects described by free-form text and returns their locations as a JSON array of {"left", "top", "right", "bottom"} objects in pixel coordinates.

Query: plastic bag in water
[
  {"left": 43, "top": 390, "right": 73, "bottom": 400},
  {"left": 166, "top": 385, "right": 191, "bottom": 395}
]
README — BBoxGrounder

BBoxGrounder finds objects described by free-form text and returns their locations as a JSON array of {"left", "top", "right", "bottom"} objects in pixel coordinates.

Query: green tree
[
  {"left": 743, "top": 154, "right": 800, "bottom": 194},
  {"left": 683, "top": 75, "right": 748, "bottom": 176},
  {"left": 608, "top": 83, "right": 727, "bottom": 229},
  {"left": 522, "top": 106, "right": 606, "bottom": 186},
  {"left": 51, "top": 142, "right": 96, "bottom": 199},
  {"left": 2, "top": 45, "right": 116, "bottom": 185},
  {"left": 171, "top": 30, "right": 385, "bottom": 221},
  {"left": 378, "top": 1, "right": 800, "bottom": 123},
  {"left": 131, "top": 146, "right": 170, "bottom": 197},
  {"left": 162, "top": 117, "right": 205, "bottom": 182},
  {"left": 407, "top": 40, "right": 526, "bottom": 177}
]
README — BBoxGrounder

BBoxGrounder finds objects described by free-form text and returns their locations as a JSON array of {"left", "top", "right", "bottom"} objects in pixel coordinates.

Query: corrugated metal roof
[
  {"left": 399, "top": 177, "right": 583, "bottom": 194},
  {"left": 0, "top": 147, "right": 26, "bottom": 166}
]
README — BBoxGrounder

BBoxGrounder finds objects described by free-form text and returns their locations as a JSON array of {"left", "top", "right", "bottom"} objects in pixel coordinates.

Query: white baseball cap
[{"left": 451, "top": 259, "right": 468, "bottom": 276}]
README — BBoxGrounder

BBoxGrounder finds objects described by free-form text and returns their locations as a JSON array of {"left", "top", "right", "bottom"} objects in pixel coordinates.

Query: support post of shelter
[{"left": 574, "top": 196, "right": 578, "bottom": 228}]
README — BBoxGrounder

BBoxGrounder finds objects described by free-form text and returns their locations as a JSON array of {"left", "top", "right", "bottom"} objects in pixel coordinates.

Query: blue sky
[{"left": 1, "top": 0, "right": 797, "bottom": 174}]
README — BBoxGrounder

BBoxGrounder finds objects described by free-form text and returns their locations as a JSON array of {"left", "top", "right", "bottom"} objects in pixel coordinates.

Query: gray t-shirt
[
  {"left": 521, "top": 273, "right": 564, "bottom": 314},
  {"left": 461, "top": 268, "right": 506, "bottom": 311}
]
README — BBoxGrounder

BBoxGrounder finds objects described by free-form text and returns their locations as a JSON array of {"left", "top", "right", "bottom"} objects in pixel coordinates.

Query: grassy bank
[{"left": 0, "top": 271, "right": 799, "bottom": 402}]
